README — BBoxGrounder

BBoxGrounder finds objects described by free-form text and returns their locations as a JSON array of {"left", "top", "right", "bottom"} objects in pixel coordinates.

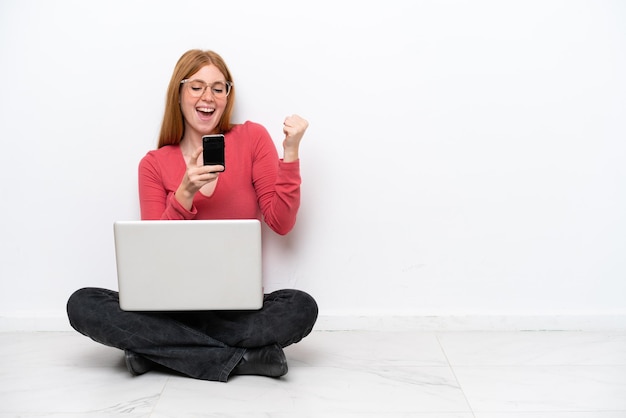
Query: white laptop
[{"left": 114, "top": 219, "right": 264, "bottom": 311}]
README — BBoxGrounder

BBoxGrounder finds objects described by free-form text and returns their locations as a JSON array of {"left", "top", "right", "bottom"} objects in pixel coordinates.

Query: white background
[{"left": 1, "top": 0, "right": 625, "bottom": 328}]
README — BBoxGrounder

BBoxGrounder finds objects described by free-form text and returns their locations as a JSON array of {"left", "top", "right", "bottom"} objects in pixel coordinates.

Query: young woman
[{"left": 67, "top": 49, "right": 318, "bottom": 382}]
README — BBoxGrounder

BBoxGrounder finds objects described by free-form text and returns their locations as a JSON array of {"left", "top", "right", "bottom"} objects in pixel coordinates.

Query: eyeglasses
[{"left": 180, "top": 79, "right": 233, "bottom": 98}]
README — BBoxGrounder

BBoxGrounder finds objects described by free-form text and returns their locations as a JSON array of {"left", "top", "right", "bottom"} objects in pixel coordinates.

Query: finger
[
  {"left": 283, "top": 123, "right": 299, "bottom": 135},
  {"left": 284, "top": 115, "right": 308, "bottom": 131},
  {"left": 205, "top": 164, "right": 225, "bottom": 174},
  {"left": 190, "top": 168, "right": 219, "bottom": 185},
  {"left": 284, "top": 118, "right": 308, "bottom": 139},
  {"left": 283, "top": 114, "right": 299, "bottom": 127},
  {"left": 189, "top": 146, "right": 203, "bottom": 166}
]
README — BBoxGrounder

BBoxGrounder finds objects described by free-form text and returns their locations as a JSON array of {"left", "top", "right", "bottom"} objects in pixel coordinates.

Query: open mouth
[{"left": 196, "top": 107, "right": 215, "bottom": 120}]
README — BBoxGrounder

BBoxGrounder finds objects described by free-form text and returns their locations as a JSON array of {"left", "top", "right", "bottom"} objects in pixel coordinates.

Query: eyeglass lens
[{"left": 186, "top": 80, "right": 230, "bottom": 98}]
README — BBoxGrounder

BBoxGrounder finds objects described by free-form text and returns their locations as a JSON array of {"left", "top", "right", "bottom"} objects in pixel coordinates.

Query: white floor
[{"left": 1, "top": 330, "right": 626, "bottom": 417}]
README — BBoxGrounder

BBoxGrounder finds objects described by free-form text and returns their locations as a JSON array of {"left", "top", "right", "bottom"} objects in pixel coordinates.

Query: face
[{"left": 180, "top": 64, "right": 229, "bottom": 139}]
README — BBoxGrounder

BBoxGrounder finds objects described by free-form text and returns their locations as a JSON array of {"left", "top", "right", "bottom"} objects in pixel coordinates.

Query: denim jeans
[{"left": 66, "top": 287, "right": 318, "bottom": 382}]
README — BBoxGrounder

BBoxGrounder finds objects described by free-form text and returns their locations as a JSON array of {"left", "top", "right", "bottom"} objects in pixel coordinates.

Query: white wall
[{"left": 1, "top": 0, "right": 625, "bottom": 330}]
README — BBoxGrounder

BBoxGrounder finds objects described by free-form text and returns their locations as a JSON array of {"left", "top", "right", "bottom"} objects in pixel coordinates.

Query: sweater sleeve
[
  {"left": 252, "top": 127, "right": 301, "bottom": 235},
  {"left": 138, "top": 152, "right": 197, "bottom": 220}
]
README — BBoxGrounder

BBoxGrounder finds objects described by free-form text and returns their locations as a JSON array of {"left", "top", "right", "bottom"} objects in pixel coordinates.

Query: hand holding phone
[{"left": 202, "top": 134, "right": 225, "bottom": 172}]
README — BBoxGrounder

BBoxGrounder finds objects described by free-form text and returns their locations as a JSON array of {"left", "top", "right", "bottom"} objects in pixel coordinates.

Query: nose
[{"left": 201, "top": 87, "right": 215, "bottom": 101}]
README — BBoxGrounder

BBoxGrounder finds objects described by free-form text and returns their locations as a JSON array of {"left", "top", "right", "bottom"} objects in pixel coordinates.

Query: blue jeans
[{"left": 66, "top": 287, "right": 318, "bottom": 382}]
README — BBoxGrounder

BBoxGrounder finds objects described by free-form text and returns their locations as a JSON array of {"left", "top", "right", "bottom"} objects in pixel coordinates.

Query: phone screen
[{"left": 202, "top": 134, "right": 225, "bottom": 170}]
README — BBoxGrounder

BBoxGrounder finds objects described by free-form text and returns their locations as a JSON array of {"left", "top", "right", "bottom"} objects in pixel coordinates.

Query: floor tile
[
  {"left": 455, "top": 365, "right": 626, "bottom": 412},
  {"left": 0, "top": 415, "right": 151, "bottom": 418},
  {"left": 151, "top": 366, "right": 471, "bottom": 416},
  {"left": 1, "top": 330, "right": 625, "bottom": 417},
  {"left": 150, "top": 414, "right": 475, "bottom": 418},
  {"left": 287, "top": 330, "right": 449, "bottom": 367},
  {"left": 474, "top": 413, "right": 626, "bottom": 418},
  {"left": 438, "top": 331, "right": 626, "bottom": 366},
  {"left": 1, "top": 364, "right": 167, "bottom": 415},
  {"left": 0, "top": 332, "right": 167, "bottom": 415},
  {"left": 0, "top": 331, "right": 120, "bottom": 368}
]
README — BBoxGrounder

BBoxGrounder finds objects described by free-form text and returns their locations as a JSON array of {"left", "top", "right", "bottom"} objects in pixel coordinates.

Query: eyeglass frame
[{"left": 180, "top": 79, "right": 233, "bottom": 98}]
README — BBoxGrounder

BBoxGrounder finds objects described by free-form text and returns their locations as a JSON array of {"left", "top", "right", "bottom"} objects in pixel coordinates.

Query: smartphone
[{"left": 202, "top": 134, "right": 225, "bottom": 171}]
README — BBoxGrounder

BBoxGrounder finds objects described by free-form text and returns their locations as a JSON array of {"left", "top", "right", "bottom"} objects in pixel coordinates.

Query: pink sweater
[{"left": 138, "top": 121, "right": 301, "bottom": 235}]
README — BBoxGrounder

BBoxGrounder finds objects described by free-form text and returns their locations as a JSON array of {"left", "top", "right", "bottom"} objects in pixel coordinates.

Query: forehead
[{"left": 189, "top": 64, "right": 226, "bottom": 82}]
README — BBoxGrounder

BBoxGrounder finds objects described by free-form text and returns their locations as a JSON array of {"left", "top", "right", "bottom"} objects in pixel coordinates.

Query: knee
[
  {"left": 297, "top": 290, "right": 319, "bottom": 326},
  {"left": 67, "top": 287, "right": 96, "bottom": 315},
  {"left": 66, "top": 287, "right": 116, "bottom": 333},
  {"left": 66, "top": 287, "right": 94, "bottom": 332},
  {"left": 273, "top": 289, "right": 318, "bottom": 346},
  {"left": 66, "top": 288, "right": 82, "bottom": 332},
  {"left": 277, "top": 289, "right": 318, "bottom": 331}
]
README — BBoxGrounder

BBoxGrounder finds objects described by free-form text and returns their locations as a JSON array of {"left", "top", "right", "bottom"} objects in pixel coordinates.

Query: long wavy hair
[{"left": 157, "top": 49, "right": 236, "bottom": 148}]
